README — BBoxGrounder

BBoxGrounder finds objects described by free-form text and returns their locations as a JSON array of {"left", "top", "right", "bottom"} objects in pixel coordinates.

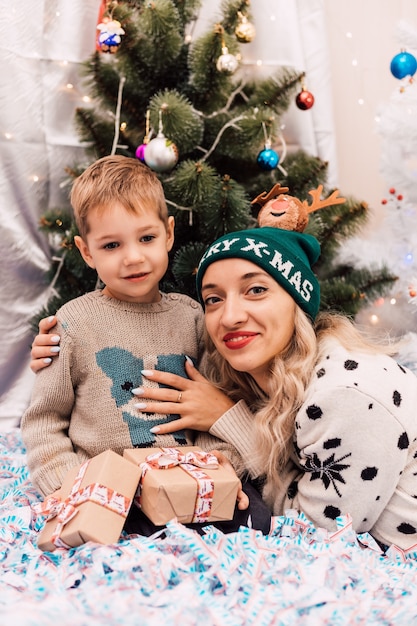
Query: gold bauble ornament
[{"left": 235, "top": 15, "right": 256, "bottom": 43}]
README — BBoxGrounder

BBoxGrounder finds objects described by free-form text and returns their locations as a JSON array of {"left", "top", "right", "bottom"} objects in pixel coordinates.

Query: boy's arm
[{"left": 21, "top": 325, "right": 81, "bottom": 496}]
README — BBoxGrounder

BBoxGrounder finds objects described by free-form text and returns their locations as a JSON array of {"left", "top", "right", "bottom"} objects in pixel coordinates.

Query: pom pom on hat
[{"left": 196, "top": 227, "right": 321, "bottom": 320}]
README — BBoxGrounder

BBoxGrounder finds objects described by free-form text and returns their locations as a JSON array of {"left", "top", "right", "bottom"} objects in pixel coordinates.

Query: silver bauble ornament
[
  {"left": 216, "top": 46, "right": 239, "bottom": 74},
  {"left": 144, "top": 133, "right": 179, "bottom": 173}
]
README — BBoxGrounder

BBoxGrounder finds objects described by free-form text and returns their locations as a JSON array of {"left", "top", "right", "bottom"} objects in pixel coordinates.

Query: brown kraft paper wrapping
[
  {"left": 36, "top": 449, "right": 142, "bottom": 551},
  {"left": 123, "top": 446, "right": 239, "bottom": 526}
]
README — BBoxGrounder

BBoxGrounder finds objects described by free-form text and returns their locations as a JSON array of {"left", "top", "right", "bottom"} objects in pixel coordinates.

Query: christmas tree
[{"left": 33, "top": 0, "right": 397, "bottom": 328}]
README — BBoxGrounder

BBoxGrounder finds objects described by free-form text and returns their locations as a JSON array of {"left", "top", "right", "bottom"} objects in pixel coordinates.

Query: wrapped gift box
[
  {"left": 36, "top": 449, "right": 142, "bottom": 551},
  {"left": 123, "top": 446, "right": 239, "bottom": 526}
]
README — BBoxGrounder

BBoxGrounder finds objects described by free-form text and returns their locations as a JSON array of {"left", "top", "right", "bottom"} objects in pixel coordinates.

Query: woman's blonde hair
[
  {"left": 71, "top": 155, "right": 168, "bottom": 240},
  {"left": 204, "top": 308, "right": 399, "bottom": 501}
]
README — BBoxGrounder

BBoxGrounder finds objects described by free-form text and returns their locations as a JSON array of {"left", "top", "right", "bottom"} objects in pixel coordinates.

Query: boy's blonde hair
[{"left": 71, "top": 155, "right": 168, "bottom": 239}]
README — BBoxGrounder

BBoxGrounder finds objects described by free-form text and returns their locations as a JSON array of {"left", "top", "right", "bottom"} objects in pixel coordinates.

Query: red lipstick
[{"left": 222, "top": 331, "right": 258, "bottom": 350}]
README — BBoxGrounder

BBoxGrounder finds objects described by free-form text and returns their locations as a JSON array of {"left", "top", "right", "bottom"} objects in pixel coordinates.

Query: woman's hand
[
  {"left": 30, "top": 315, "right": 60, "bottom": 373},
  {"left": 132, "top": 358, "right": 235, "bottom": 434},
  {"left": 211, "top": 450, "right": 249, "bottom": 510}
]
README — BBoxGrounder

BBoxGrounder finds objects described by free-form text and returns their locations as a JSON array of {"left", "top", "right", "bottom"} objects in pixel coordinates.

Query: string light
[{"left": 333, "top": 25, "right": 366, "bottom": 108}]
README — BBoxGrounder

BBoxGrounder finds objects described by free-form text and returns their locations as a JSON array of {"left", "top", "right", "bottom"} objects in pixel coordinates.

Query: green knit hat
[{"left": 196, "top": 227, "right": 321, "bottom": 320}]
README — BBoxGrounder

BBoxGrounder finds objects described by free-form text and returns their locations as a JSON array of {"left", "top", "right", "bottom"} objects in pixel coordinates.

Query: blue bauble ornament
[
  {"left": 257, "top": 147, "right": 279, "bottom": 171},
  {"left": 390, "top": 51, "right": 417, "bottom": 79}
]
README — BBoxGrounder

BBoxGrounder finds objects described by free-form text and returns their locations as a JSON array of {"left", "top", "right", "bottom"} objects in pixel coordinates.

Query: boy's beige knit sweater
[{"left": 21, "top": 290, "right": 236, "bottom": 496}]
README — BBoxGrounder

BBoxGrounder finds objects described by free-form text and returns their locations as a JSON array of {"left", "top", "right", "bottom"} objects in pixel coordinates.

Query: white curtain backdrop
[{"left": 0, "top": 0, "right": 336, "bottom": 429}]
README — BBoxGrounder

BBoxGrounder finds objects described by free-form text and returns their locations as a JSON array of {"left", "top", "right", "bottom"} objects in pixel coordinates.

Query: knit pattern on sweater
[{"left": 21, "top": 291, "right": 206, "bottom": 495}]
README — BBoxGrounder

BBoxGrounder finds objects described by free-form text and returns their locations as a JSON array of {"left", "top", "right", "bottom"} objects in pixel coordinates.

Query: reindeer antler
[
  {"left": 251, "top": 183, "right": 289, "bottom": 207},
  {"left": 302, "top": 184, "right": 345, "bottom": 215}
]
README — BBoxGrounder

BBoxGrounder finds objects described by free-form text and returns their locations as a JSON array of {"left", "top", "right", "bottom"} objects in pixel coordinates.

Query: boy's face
[{"left": 74, "top": 203, "right": 174, "bottom": 304}]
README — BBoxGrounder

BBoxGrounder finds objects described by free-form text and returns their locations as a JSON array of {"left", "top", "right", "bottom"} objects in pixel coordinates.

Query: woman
[{"left": 31, "top": 226, "right": 417, "bottom": 550}]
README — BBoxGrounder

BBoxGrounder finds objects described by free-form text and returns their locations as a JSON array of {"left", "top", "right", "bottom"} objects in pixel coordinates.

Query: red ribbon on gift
[
  {"left": 139, "top": 448, "right": 219, "bottom": 524},
  {"left": 33, "top": 459, "right": 132, "bottom": 549}
]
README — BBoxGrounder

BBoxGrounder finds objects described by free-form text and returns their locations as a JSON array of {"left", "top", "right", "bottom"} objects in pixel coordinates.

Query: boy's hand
[
  {"left": 30, "top": 315, "right": 60, "bottom": 372},
  {"left": 211, "top": 450, "right": 249, "bottom": 510}
]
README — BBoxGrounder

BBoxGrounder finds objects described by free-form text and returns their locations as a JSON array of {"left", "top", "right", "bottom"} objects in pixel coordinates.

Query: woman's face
[{"left": 201, "top": 258, "right": 296, "bottom": 391}]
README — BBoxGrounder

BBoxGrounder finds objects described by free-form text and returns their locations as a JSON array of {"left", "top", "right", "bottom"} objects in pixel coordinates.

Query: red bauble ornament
[{"left": 296, "top": 89, "right": 315, "bottom": 110}]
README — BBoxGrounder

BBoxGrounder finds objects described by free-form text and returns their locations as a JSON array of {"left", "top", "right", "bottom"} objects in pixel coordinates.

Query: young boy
[{"left": 21, "top": 155, "right": 231, "bottom": 498}]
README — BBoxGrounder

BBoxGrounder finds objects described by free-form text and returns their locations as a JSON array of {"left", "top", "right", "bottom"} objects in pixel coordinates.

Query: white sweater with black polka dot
[{"left": 211, "top": 339, "right": 417, "bottom": 549}]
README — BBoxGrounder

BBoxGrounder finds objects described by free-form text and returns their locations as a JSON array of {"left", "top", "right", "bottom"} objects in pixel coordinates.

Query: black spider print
[
  {"left": 344, "top": 360, "right": 358, "bottom": 371},
  {"left": 316, "top": 367, "right": 326, "bottom": 378},
  {"left": 303, "top": 451, "right": 352, "bottom": 497},
  {"left": 397, "top": 363, "right": 407, "bottom": 374}
]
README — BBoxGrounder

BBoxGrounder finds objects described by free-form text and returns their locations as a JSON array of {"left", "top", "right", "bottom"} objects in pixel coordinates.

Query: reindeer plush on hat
[{"left": 251, "top": 183, "right": 346, "bottom": 232}]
